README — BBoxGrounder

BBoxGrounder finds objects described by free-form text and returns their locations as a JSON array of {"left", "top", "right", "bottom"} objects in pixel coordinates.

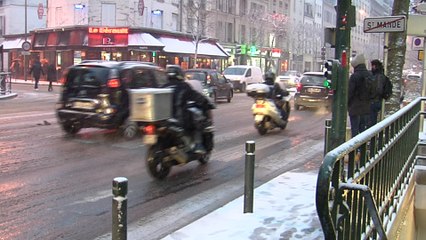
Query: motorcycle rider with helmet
[
  {"left": 264, "top": 71, "right": 289, "bottom": 122},
  {"left": 164, "top": 65, "right": 215, "bottom": 154}
]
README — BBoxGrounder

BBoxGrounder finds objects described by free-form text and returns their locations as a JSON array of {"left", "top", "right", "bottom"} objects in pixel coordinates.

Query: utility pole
[{"left": 328, "top": 0, "right": 355, "bottom": 151}]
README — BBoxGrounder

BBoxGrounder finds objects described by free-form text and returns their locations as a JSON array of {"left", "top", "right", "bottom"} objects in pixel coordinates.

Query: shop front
[
  {"left": 151, "top": 34, "right": 229, "bottom": 70},
  {"left": 2, "top": 26, "right": 229, "bottom": 80}
]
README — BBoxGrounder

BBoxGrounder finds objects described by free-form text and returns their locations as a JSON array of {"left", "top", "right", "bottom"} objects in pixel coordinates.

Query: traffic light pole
[{"left": 328, "top": 0, "right": 352, "bottom": 152}]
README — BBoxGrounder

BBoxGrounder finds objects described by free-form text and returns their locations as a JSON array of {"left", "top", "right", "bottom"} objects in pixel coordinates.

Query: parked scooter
[{"left": 247, "top": 83, "right": 291, "bottom": 135}]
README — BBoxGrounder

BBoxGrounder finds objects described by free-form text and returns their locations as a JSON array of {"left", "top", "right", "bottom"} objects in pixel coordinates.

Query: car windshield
[
  {"left": 300, "top": 74, "right": 325, "bottom": 85},
  {"left": 185, "top": 72, "right": 207, "bottom": 84},
  {"left": 223, "top": 67, "right": 246, "bottom": 75},
  {"left": 65, "top": 67, "right": 110, "bottom": 88}
]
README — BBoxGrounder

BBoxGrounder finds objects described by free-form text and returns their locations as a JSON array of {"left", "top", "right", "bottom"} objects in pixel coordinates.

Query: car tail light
[
  {"left": 296, "top": 83, "right": 303, "bottom": 92},
  {"left": 107, "top": 78, "right": 121, "bottom": 88},
  {"left": 206, "top": 75, "right": 211, "bottom": 85},
  {"left": 144, "top": 125, "right": 156, "bottom": 135}
]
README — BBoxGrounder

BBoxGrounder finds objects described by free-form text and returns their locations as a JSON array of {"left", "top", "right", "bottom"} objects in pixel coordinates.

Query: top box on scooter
[
  {"left": 129, "top": 88, "right": 173, "bottom": 122},
  {"left": 246, "top": 83, "right": 270, "bottom": 98}
]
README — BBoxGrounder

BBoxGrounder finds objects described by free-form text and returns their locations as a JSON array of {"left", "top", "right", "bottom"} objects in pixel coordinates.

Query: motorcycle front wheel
[
  {"left": 146, "top": 144, "right": 171, "bottom": 180},
  {"left": 256, "top": 122, "right": 267, "bottom": 135}
]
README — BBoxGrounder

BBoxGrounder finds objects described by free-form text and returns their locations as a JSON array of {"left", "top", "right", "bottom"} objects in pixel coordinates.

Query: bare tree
[
  {"left": 183, "top": 0, "right": 215, "bottom": 68},
  {"left": 386, "top": 0, "right": 410, "bottom": 114}
]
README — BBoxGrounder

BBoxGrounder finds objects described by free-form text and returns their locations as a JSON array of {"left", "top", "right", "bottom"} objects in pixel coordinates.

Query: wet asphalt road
[{"left": 0, "top": 84, "right": 330, "bottom": 240}]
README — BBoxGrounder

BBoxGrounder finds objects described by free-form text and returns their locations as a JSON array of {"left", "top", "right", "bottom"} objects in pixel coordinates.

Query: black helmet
[
  {"left": 166, "top": 65, "right": 185, "bottom": 81},
  {"left": 264, "top": 71, "right": 276, "bottom": 85}
]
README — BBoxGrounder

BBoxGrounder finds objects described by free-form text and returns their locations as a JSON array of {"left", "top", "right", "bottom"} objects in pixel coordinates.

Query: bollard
[
  {"left": 324, "top": 119, "right": 331, "bottom": 155},
  {"left": 244, "top": 140, "right": 255, "bottom": 213},
  {"left": 112, "top": 177, "right": 128, "bottom": 240}
]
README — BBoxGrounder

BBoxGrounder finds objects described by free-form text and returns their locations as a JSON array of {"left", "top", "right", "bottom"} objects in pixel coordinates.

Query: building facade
[{"left": 0, "top": 0, "right": 394, "bottom": 78}]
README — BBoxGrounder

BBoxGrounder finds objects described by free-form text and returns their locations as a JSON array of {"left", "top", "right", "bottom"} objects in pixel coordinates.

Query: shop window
[
  {"left": 58, "top": 31, "right": 70, "bottom": 46},
  {"left": 34, "top": 33, "right": 48, "bottom": 47}
]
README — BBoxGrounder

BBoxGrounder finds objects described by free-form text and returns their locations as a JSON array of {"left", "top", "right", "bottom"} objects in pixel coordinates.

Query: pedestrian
[
  {"left": 369, "top": 59, "right": 385, "bottom": 127},
  {"left": 9, "top": 60, "right": 20, "bottom": 80},
  {"left": 29, "top": 59, "right": 44, "bottom": 90},
  {"left": 348, "top": 53, "right": 372, "bottom": 138},
  {"left": 46, "top": 63, "right": 57, "bottom": 92}
]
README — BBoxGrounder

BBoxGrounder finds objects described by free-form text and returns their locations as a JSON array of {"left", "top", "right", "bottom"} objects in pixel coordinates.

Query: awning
[
  {"left": 157, "top": 37, "right": 229, "bottom": 58},
  {"left": 1, "top": 38, "right": 31, "bottom": 50},
  {"left": 128, "top": 33, "right": 164, "bottom": 51}
]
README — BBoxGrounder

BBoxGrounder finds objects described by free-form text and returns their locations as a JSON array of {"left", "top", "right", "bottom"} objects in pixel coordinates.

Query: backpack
[
  {"left": 381, "top": 75, "right": 393, "bottom": 100},
  {"left": 359, "top": 74, "right": 377, "bottom": 101}
]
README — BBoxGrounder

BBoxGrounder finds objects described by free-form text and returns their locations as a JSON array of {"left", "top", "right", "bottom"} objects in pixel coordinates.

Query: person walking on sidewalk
[
  {"left": 348, "top": 53, "right": 371, "bottom": 137},
  {"left": 46, "top": 63, "right": 57, "bottom": 92},
  {"left": 369, "top": 59, "right": 386, "bottom": 127},
  {"left": 29, "top": 59, "right": 44, "bottom": 90}
]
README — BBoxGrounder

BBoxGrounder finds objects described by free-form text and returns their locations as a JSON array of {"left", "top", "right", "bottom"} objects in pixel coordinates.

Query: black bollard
[
  {"left": 112, "top": 177, "right": 128, "bottom": 240},
  {"left": 244, "top": 140, "right": 255, "bottom": 213}
]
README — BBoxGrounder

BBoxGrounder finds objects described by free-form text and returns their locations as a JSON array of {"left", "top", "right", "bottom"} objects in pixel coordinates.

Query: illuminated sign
[
  {"left": 88, "top": 27, "right": 129, "bottom": 34},
  {"left": 88, "top": 27, "right": 129, "bottom": 47}
]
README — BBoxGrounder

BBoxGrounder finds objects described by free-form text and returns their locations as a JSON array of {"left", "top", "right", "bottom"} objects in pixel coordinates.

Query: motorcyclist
[
  {"left": 264, "top": 71, "right": 289, "bottom": 121},
  {"left": 164, "top": 65, "right": 215, "bottom": 154}
]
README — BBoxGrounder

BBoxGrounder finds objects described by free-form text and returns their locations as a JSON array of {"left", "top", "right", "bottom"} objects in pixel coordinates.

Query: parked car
[
  {"left": 294, "top": 72, "right": 332, "bottom": 110},
  {"left": 277, "top": 70, "right": 301, "bottom": 90},
  {"left": 223, "top": 65, "right": 263, "bottom": 92},
  {"left": 184, "top": 68, "right": 233, "bottom": 103},
  {"left": 56, "top": 61, "right": 168, "bottom": 138}
]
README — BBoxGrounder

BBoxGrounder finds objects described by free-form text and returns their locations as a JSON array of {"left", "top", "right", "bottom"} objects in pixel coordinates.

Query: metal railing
[
  {"left": 316, "top": 97, "right": 424, "bottom": 239},
  {"left": 0, "top": 72, "right": 12, "bottom": 95}
]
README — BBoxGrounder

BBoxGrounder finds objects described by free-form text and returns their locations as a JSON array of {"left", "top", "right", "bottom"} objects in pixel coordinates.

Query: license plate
[
  {"left": 306, "top": 88, "right": 321, "bottom": 93},
  {"left": 143, "top": 134, "right": 158, "bottom": 145},
  {"left": 73, "top": 101, "right": 94, "bottom": 109}
]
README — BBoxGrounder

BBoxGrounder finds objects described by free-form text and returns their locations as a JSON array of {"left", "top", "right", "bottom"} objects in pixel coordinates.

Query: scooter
[
  {"left": 141, "top": 104, "right": 214, "bottom": 179},
  {"left": 247, "top": 83, "right": 291, "bottom": 135}
]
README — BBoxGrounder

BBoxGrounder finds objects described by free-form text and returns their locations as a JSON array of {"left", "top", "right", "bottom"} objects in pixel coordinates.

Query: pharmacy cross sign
[{"left": 363, "top": 15, "right": 407, "bottom": 33}]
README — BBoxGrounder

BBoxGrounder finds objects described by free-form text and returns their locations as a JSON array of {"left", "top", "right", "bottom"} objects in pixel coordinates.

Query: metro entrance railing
[{"left": 316, "top": 97, "right": 423, "bottom": 239}]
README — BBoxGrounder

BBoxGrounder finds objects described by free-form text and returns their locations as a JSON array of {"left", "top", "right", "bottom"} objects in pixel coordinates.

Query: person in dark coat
[
  {"left": 46, "top": 63, "right": 57, "bottom": 92},
  {"left": 348, "top": 53, "right": 372, "bottom": 137},
  {"left": 369, "top": 59, "right": 386, "bottom": 127},
  {"left": 29, "top": 59, "right": 45, "bottom": 90}
]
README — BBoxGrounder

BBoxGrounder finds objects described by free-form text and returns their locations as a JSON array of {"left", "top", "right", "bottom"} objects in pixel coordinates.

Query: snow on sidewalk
[{"left": 162, "top": 170, "right": 323, "bottom": 240}]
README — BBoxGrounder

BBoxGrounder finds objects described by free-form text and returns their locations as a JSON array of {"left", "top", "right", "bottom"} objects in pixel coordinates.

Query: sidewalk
[
  {"left": 159, "top": 168, "right": 323, "bottom": 240},
  {"left": 0, "top": 78, "right": 62, "bottom": 100},
  {"left": 113, "top": 167, "right": 323, "bottom": 240}
]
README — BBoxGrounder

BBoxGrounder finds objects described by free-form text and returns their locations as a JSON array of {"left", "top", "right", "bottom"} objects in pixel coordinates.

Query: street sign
[
  {"left": 407, "top": 15, "right": 426, "bottom": 37},
  {"left": 413, "top": 37, "right": 424, "bottom": 50},
  {"left": 363, "top": 15, "right": 406, "bottom": 33}
]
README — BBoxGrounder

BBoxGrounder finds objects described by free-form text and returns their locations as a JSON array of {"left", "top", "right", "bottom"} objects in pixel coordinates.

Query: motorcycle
[
  {"left": 141, "top": 103, "right": 214, "bottom": 179},
  {"left": 247, "top": 83, "right": 291, "bottom": 135}
]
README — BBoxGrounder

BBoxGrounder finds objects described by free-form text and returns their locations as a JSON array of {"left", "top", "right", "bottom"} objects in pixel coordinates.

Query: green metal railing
[{"left": 316, "top": 97, "right": 424, "bottom": 239}]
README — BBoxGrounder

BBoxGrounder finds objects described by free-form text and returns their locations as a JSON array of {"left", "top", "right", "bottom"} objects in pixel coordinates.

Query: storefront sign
[{"left": 88, "top": 27, "right": 129, "bottom": 47}]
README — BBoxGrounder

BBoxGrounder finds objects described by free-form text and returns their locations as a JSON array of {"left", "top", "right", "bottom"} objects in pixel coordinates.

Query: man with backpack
[
  {"left": 348, "top": 53, "right": 372, "bottom": 137},
  {"left": 369, "top": 59, "right": 392, "bottom": 127}
]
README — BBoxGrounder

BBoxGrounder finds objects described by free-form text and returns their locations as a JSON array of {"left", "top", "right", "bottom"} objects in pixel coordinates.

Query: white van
[{"left": 223, "top": 65, "right": 263, "bottom": 92}]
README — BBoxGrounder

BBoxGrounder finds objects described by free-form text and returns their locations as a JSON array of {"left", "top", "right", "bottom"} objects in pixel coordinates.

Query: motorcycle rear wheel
[{"left": 146, "top": 144, "right": 171, "bottom": 180}]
